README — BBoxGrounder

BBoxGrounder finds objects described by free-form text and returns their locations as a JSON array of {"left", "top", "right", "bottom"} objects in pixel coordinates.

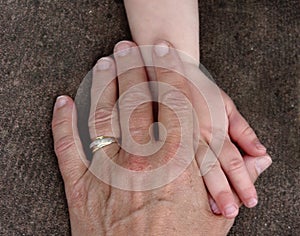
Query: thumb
[
  {"left": 52, "top": 96, "right": 88, "bottom": 186},
  {"left": 244, "top": 155, "right": 272, "bottom": 182}
]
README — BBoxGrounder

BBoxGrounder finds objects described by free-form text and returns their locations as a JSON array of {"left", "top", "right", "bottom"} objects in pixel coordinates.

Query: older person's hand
[{"left": 52, "top": 41, "right": 269, "bottom": 235}]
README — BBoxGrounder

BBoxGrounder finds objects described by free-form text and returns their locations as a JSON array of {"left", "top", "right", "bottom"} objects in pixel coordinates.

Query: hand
[
  {"left": 110, "top": 40, "right": 272, "bottom": 219},
  {"left": 175, "top": 42, "right": 272, "bottom": 218},
  {"left": 52, "top": 41, "right": 236, "bottom": 235},
  {"left": 202, "top": 86, "right": 272, "bottom": 216}
]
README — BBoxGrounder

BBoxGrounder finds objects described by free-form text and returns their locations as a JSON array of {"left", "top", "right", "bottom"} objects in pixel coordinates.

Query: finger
[
  {"left": 209, "top": 154, "right": 272, "bottom": 212},
  {"left": 218, "top": 138, "right": 258, "bottom": 208},
  {"left": 88, "top": 58, "right": 120, "bottom": 180},
  {"left": 114, "top": 41, "right": 153, "bottom": 144},
  {"left": 196, "top": 143, "right": 238, "bottom": 218},
  {"left": 89, "top": 57, "right": 119, "bottom": 140},
  {"left": 226, "top": 97, "right": 267, "bottom": 156},
  {"left": 208, "top": 195, "right": 221, "bottom": 215},
  {"left": 52, "top": 96, "right": 88, "bottom": 185},
  {"left": 244, "top": 154, "right": 272, "bottom": 182},
  {"left": 152, "top": 41, "right": 193, "bottom": 144},
  {"left": 231, "top": 154, "right": 272, "bottom": 207}
]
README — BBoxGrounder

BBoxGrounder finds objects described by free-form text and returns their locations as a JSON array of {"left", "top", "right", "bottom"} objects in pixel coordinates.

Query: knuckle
[
  {"left": 54, "top": 134, "right": 76, "bottom": 156},
  {"left": 157, "top": 59, "right": 183, "bottom": 77},
  {"left": 126, "top": 154, "right": 151, "bottom": 171},
  {"left": 241, "top": 125, "right": 254, "bottom": 136},
  {"left": 121, "top": 68, "right": 145, "bottom": 82},
  {"left": 201, "top": 157, "right": 220, "bottom": 175},
  {"left": 214, "top": 190, "right": 235, "bottom": 208},
  {"left": 128, "top": 132, "right": 150, "bottom": 145},
  {"left": 66, "top": 181, "right": 87, "bottom": 208},
  {"left": 134, "top": 102, "right": 151, "bottom": 113},
  {"left": 91, "top": 106, "right": 112, "bottom": 128},
  {"left": 211, "top": 128, "right": 228, "bottom": 143},
  {"left": 171, "top": 151, "right": 191, "bottom": 168},
  {"left": 216, "top": 190, "right": 233, "bottom": 200},
  {"left": 158, "top": 67, "right": 177, "bottom": 77},
  {"left": 160, "top": 89, "right": 190, "bottom": 111},
  {"left": 119, "top": 90, "right": 148, "bottom": 108},
  {"left": 226, "top": 156, "right": 244, "bottom": 173},
  {"left": 129, "top": 118, "right": 150, "bottom": 135},
  {"left": 52, "top": 118, "right": 70, "bottom": 131},
  {"left": 160, "top": 73, "right": 186, "bottom": 89},
  {"left": 118, "top": 60, "right": 144, "bottom": 75}
]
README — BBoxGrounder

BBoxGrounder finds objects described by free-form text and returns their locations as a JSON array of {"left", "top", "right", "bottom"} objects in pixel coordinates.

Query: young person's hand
[{"left": 156, "top": 40, "right": 272, "bottom": 218}]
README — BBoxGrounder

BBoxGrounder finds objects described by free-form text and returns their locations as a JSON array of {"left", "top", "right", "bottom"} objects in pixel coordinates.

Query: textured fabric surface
[{"left": 0, "top": 0, "right": 299, "bottom": 235}]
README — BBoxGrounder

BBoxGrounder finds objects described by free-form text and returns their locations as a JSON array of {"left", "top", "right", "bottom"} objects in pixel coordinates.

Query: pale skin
[
  {"left": 52, "top": 1, "right": 272, "bottom": 235},
  {"left": 124, "top": 0, "right": 272, "bottom": 217}
]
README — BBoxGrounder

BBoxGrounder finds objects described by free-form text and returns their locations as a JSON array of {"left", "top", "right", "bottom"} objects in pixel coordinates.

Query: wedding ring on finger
[{"left": 90, "top": 136, "right": 117, "bottom": 153}]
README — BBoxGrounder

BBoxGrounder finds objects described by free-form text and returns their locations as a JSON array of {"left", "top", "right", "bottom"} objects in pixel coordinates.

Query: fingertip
[
  {"left": 114, "top": 40, "right": 136, "bottom": 56},
  {"left": 243, "top": 154, "right": 272, "bottom": 187},
  {"left": 96, "top": 57, "right": 112, "bottom": 71},
  {"left": 245, "top": 197, "right": 258, "bottom": 208},
  {"left": 223, "top": 204, "right": 239, "bottom": 219},
  {"left": 54, "top": 95, "right": 73, "bottom": 111},
  {"left": 255, "top": 155, "right": 272, "bottom": 175},
  {"left": 55, "top": 95, "right": 68, "bottom": 108},
  {"left": 115, "top": 40, "right": 136, "bottom": 48},
  {"left": 212, "top": 189, "right": 239, "bottom": 219}
]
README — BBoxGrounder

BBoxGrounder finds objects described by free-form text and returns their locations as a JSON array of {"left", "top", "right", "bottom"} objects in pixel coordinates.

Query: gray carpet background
[{"left": 0, "top": 0, "right": 299, "bottom": 235}]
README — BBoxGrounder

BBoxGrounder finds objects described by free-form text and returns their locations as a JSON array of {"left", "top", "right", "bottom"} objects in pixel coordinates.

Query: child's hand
[
  {"left": 154, "top": 40, "right": 272, "bottom": 219},
  {"left": 183, "top": 54, "right": 272, "bottom": 219},
  {"left": 196, "top": 87, "right": 272, "bottom": 218}
]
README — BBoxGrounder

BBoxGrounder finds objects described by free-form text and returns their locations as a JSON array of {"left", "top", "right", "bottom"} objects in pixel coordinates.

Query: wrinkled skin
[{"left": 52, "top": 41, "right": 271, "bottom": 235}]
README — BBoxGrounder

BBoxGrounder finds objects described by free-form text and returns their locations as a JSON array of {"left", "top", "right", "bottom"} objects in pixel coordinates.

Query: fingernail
[
  {"left": 210, "top": 201, "right": 221, "bottom": 214},
  {"left": 255, "top": 156, "right": 272, "bottom": 175},
  {"left": 224, "top": 205, "right": 238, "bottom": 218},
  {"left": 256, "top": 141, "right": 267, "bottom": 151},
  {"left": 55, "top": 96, "right": 68, "bottom": 109},
  {"left": 247, "top": 198, "right": 258, "bottom": 208},
  {"left": 97, "top": 58, "right": 111, "bottom": 70},
  {"left": 154, "top": 42, "right": 169, "bottom": 57},
  {"left": 115, "top": 41, "right": 131, "bottom": 56}
]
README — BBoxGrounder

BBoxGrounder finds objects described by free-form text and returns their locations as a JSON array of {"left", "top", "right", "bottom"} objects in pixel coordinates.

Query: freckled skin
[{"left": 65, "top": 160, "right": 234, "bottom": 236}]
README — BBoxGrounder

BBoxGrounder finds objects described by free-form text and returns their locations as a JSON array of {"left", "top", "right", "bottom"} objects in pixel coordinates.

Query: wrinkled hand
[{"left": 52, "top": 40, "right": 271, "bottom": 235}]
